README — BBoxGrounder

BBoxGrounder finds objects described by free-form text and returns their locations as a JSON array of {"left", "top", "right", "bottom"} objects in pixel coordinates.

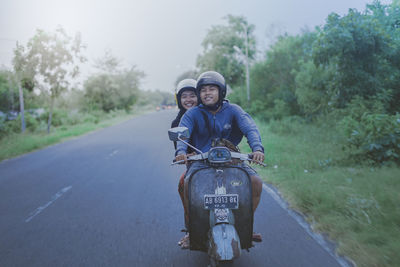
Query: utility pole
[
  {"left": 242, "top": 23, "right": 250, "bottom": 102},
  {"left": 233, "top": 24, "right": 251, "bottom": 103},
  {"left": 17, "top": 74, "right": 25, "bottom": 133}
]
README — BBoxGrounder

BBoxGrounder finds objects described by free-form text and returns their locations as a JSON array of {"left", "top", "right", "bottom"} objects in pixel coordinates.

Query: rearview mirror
[{"left": 168, "top": 127, "right": 190, "bottom": 142}]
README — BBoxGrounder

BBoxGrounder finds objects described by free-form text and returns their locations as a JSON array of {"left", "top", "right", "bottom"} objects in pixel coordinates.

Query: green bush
[
  {"left": 227, "top": 86, "right": 247, "bottom": 107},
  {"left": 0, "top": 114, "right": 40, "bottom": 137},
  {"left": 271, "top": 99, "right": 291, "bottom": 120},
  {"left": 5, "top": 118, "right": 21, "bottom": 133},
  {"left": 247, "top": 99, "right": 270, "bottom": 120},
  {"left": 82, "top": 113, "right": 99, "bottom": 124},
  {"left": 340, "top": 113, "right": 400, "bottom": 164},
  {"left": 268, "top": 116, "right": 304, "bottom": 135},
  {"left": 24, "top": 113, "right": 39, "bottom": 131},
  {"left": 0, "top": 116, "right": 9, "bottom": 138},
  {"left": 39, "top": 109, "right": 89, "bottom": 126},
  {"left": 65, "top": 112, "right": 82, "bottom": 125},
  {"left": 246, "top": 98, "right": 292, "bottom": 121},
  {"left": 89, "top": 109, "right": 105, "bottom": 124},
  {"left": 334, "top": 96, "right": 386, "bottom": 121},
  {"left": 54, "top": 109, "right": 69, "bottom": 126},
  {"left": 37, "top": 120, "right": 47, "bottom": 132},
  {"left": 39, "top": 109, "right": 69, "bottom": 127}
]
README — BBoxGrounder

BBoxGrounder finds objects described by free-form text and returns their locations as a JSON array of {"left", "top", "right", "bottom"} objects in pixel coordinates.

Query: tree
[
  {"left": 196, "top": 15, "right": 256, "bottom": 88},
  {"left": 0, "top": 70, "right": 19, "bottom": 113},
  {"left": 294, "top": 61, "right": 336, "bottom": 117},
  {"left": 135, "top": 89, "right": 175, "bottom": 107},
  {"left": 12, "top": 43, "right": 30, "bottom": 132},
  {"left": 312, "top": 3, "right": 400, "bottom": 111},
  {"left": 93, "top": 49, "right": 121, "bottom": 74},
  {"left": 83, "top": 51, "right": 144, "bottom": 112},
  {"left": 13, "top": 27, "right": 86, "bottom": 133},
  {"left": 248, "top": 31, "right": 317, "bottom": 119}
]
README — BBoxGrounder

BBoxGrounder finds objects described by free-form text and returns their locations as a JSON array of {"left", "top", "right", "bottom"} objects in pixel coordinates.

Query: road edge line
[{"left": 262, "top": 183, "right": 354, "bottom": 267}]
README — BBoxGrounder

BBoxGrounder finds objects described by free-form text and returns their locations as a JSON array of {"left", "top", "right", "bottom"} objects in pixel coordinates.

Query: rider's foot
[
  {"left": 252, "top": 232, "right": 262, "bottom": 242},
  {"left": 178, "top": 233, "right": 190, "bottom": 249}
]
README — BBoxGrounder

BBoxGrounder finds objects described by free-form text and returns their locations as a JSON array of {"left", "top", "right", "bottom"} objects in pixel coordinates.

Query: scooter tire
[{"left": 218, "top": 260, "right": 234, "bottom": 267}]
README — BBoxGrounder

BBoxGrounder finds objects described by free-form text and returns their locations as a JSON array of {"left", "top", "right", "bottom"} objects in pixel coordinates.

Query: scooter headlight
[{"left": 208, "top": 147, "right": 232, "bottom": 164}]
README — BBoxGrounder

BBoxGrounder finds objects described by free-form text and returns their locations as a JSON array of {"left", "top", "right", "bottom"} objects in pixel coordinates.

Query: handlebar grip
[
  {"left": 171, "top": 159, "right": 186, "bottom": 165},
  {"left": 247, "top": 153, "right": 267, "bottom": 167}
]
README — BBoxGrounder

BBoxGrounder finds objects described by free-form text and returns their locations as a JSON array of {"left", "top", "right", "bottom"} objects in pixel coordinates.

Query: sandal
[
  {"left": 252, "top": 232, "right": 262, "bottom": 242},
  {"left": 178, "top": 233, "right": 190, "bottom": 249}
]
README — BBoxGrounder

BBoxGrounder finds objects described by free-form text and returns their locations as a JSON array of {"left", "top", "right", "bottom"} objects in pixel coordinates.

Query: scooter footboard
[{"left": 188, "top": 166, "right": 253, "bottom": 251}]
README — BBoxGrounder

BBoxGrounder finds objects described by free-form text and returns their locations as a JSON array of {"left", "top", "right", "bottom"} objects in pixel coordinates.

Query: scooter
[{"left": 169, "top": 127, "right": 265, "bottom": 267}]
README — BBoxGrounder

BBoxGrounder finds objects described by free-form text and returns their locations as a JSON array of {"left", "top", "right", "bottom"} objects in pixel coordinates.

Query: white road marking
[
  {"left": 25, "top": 185, "right": 72, "bottom": 223},
  {"left": 262, "top": 183, "right": 352, "bottom": 267}
]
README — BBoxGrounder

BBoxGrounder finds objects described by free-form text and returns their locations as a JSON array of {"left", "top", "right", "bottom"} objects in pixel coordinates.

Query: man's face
[
  {"left": 199, "top": 85, "right": 219, "bottom": 106},
  {"left": 180, "top": 90, "right": 198, "bottom": 110}
]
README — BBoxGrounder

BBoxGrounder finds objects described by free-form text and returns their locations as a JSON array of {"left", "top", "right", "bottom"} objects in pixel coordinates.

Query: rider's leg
[
  {"left": 240, "top": 163, "right": 263, "bottom": 212},
  {"left": 250, "top": 174, "right": 263, "bottom": 242},
  {"left": 250, "top": 174, "right": 262, "bottom": 212},
  {"left": 184, "top": 177, "right": 189, "bottom": 216},
  {"left": 177, "top": 178, "right": 190, "bottom": 249},
  {"left": 178, "top": 171, "right": 189, "bottom": 228}
]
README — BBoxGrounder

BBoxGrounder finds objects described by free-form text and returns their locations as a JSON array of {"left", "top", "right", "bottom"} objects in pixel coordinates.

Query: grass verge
[{"left": 241, "top": 118, "right": 400, "bottom": 267}]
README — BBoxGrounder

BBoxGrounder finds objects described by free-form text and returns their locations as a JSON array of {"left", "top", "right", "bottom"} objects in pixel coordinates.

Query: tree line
[
  {"left": 1, "top": 0, "right": 399, "bottom": 164},
  {"left": 0, "top": 28, "right": 174, "bottom": 138},
  {"left": 181, "top": 0, "right": 400, "bottom": 164}
]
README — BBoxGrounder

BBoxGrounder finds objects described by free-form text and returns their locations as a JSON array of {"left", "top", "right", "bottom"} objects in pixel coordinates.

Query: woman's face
[{"left": 180, "top": 90, "right": 198, "bottom": 110}]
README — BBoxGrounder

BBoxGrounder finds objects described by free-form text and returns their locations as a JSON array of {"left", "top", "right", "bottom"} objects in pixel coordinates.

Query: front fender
[{"left": 209, "top": 224, "right": 241, "bottom": 261}]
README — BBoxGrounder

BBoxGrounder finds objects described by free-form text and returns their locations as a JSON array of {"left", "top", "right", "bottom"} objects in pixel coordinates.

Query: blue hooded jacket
[{"left": 176, "top": 101, "right": 264, "bottom": 155}]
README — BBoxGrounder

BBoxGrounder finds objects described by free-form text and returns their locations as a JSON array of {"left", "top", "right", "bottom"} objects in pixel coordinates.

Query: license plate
[{"left": 204, "top": 194, "right": 239, "bottom": 209}]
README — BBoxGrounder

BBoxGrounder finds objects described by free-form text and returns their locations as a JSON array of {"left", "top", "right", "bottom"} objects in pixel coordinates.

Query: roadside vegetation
[
  {"left": 0, "top": 32, "right": 175, "bottom": 161},
  {"left": 190, "top": 1, "right": 399, "bottom": 266},
  {"left": 0, "top": 83, "right": 173, "bottom": 161},
  {"left": 240, "top": 117, "right": 400, "bottom": 267}
]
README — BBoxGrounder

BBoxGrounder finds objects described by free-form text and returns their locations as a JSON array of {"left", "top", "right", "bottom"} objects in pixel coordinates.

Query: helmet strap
[{"left": 204, "top": 102, "right": 220, "bottom": 111}]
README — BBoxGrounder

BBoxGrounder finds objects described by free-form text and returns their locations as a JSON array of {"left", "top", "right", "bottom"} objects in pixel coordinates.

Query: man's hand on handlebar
[
  {"left": 251, "top": 151, "right": 265, "bottom": 165},
  {"left": 175, "top": 152, "right": 196, "bottom": 165},
  {"left": 175, "top": 154, "right": 187, "bottom": 164}
]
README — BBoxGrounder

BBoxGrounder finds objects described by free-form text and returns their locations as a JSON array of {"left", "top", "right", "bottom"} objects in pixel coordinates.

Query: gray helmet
[
  {"left": 196, "top": 71, "right": 226, "bottom": 107},
  {"left": 175, "top": 78, "right": 197, "bottom": 110}
]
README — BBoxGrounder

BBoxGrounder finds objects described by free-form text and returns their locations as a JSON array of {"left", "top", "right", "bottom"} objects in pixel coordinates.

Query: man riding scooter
[{"left": 175, "top": 70, "right": 264, "bottom": 248}]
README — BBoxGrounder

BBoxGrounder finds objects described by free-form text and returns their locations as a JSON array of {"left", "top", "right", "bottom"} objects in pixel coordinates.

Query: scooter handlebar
[
  {"left": 172, "top": 152, "right": 266, "bottom": 167},
  {"left": 232, "top": 152, "right": 267, "bottom": 167}
]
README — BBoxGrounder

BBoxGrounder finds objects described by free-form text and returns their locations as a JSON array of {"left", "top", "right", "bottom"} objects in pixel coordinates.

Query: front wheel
[
  {"left": 209, "top": 259, "right": 234, "bottom": 267},
  {"left": 218, "top": 260, "right": 234, "bottom": 267}
]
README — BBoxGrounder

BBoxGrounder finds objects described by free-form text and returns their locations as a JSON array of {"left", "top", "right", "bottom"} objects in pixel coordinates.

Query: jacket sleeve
[
  {"left": 233, "top": 105, "right": 264, "bottom": 153},
  {"left": 175, "top": 110, "right": 195, "bottom": 156}
]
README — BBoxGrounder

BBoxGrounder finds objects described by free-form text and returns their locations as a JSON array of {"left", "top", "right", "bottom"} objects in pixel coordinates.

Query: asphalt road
[{"left": 0, "top": 110, "right": 350, "bottom": 267}]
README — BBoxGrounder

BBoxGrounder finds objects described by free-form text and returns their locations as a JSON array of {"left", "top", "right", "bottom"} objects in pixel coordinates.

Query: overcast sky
[{"left": 0, "top": 0, "right": 393, "bottom": 92}]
